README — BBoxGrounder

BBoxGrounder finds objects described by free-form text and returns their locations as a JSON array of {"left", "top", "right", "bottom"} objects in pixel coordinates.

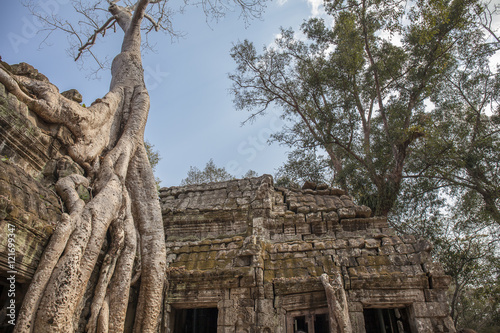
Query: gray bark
[
  {"left": 0, "top": 1, "right": 167, "bottom": 331},
  {"left": 320, "top": 273, "right": 353, "bottom": 333}
]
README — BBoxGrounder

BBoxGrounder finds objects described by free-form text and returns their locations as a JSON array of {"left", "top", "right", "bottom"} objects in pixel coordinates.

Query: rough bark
[
  {"left": 320, "top": 273, "right": 352, "bottom": 333},
  {"left": 0, "top": 0, "right": 166, "bottom": 331}
]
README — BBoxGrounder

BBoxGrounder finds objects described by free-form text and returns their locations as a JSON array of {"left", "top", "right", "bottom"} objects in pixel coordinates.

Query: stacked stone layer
[
  {"left": 0, "top": 78, "right": 65, "bottom": 283},
  {"left": 160, "top": 175, "right": 455, "bottom": 332},
  {"left": 0, "top": 160, "right": 61, "bottom": 282}
]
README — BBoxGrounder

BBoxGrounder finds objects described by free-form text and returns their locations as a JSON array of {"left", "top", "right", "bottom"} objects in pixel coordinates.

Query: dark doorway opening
[
  {"left": 363, "top": 308, "right": 412, "bottom": 333},
  {"left": 173, "top": 307, "right": 218, "bottom": 333},
  {"left": 293, "top": 315, "right": 308, "bottom": 332},
  {"left": 314, "top": 313, "right": 329, "bottom": 333},
  {"left": 288, "top": 309, "right": 330, "bottom": 333}
]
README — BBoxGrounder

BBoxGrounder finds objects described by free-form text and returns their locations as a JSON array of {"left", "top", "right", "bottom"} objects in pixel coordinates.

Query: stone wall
[
  {"left": 160, "top": 176, "right": 456, "bottom": 333},
  {"left": 0, "top": 65, "right": 71, "bottom": 284},
  {"left": 0, "top": 65, "right": 79, "bottom": 332},
  {"left": 0, "top": 160, "right": 61, "bottom": 283}
]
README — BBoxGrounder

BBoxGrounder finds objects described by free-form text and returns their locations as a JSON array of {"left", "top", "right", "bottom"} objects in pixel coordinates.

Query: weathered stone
[
  {"left": 364, "top": 238, "right": 380, "bottom": 249},
  {"left": 10, "top": 62, "right": 49, "bottom": 82},
  {"left": 338, "top": 207, "right": 356, "bottom": 219},
  {"left": 413, "top": 302, "right": 450, "bottom": 318},
  {"left": 302, "top": 180, "right": 316, "bottom": 190},
  {"left": 61, "top": 89, "right": 83, "bottom": 103},
  {"left": 415, "top": 238, "right": 434, "bottom": 252},
  {"left": 348, "top": 238, "right": 365, "bottom": 248},
  {"left": 355, "top": 205, "right": 372, "bottom": 218},
  {"left": 329, "top": 188, "right": 346, "bottom": 196}
]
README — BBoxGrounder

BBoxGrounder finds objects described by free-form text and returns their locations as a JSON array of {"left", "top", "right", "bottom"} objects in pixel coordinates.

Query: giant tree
[
  {"left": 0, "top": 0, "right": 264, "bottom": 332},
  {"left": 409, "top": 24, "right": 500, "bottom": 224},
  {"left": 230, "top": 0, "right": 496, "bottom": 216},
  {"left": 180, "top": 158, "right": 236, "bottom": 185}
]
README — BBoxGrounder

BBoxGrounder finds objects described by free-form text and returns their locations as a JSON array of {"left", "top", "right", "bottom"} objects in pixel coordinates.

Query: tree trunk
[
  {"left": 0, "top": 1, "right": 166, "bottom": 331},
  {"left": 320, "top": 273, "right": 352, "bottom": 333}
]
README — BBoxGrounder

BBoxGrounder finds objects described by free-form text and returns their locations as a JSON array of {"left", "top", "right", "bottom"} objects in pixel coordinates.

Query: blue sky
[{"left": 0, "top": 0, "right": 325, "bottom": 186}]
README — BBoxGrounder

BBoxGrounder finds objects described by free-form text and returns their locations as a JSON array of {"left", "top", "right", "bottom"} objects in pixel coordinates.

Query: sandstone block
[
  {"left": 339, "top": 207, "right": 356, "bottom": 219},
  {"left": 413, "top": 302, "right": 449, "bottom": 318},
  {"left": 348, "top": 238, "right": 365, "bottom": 248},
  {"left": 364, "top": 238, "right": 380, "bottom": 249}
]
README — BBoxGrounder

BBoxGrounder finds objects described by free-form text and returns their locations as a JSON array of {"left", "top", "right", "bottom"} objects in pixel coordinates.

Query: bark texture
[
  {"left": 0, "top": 1, "right": 166, "bottom": 331},
  {"left": 320, "top": 273, "right": 353, "bottom": 333}
]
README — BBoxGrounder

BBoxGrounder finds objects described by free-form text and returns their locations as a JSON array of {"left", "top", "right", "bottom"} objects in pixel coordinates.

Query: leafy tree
[
  {"left": 145, "top": 139, "right": 162, "bottom": 188},
  {"left": 433, "top": 218, "right": 499, "bottom": 328},
  {"left": 180, "top": 159, "right": 259, "bottom": 185},
  {"left": 230, "top": 0, "right": 497, "bottom": 216},
  {"left": 180, "top": 159, "right": 235, "bottom": 185},
  {"left": 144, "top": 140, "right": 161, "bottom": 173},
  {"left": 455, "top": 279, "right": 500, "bottom": 332},
  {"left": 274, "top": 149, "right": 333, "bottom": 187},
  {"left": 231, "top": 3, "right": 500, "bottom": 327},
  {"left": 243, "top": 169, "right": 260, "bottom": 178},
  {"left": 390, "top": 181, "right": 500, "bottom": 331},
  {"left": 0, "top": 0, "right": 265, "bottom": 331},
  {"left": 409, "top": 32, "right": 500, "bottom": 224}
]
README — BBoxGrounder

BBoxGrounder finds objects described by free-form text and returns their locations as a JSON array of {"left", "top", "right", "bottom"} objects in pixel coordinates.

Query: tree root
[
  {"left": 14, "top": 174, "right": 88, "bottom": 333},
  {"left": 96, "top": 296, "right": 110, "bottom": 333},
  {"left": 128, "top": 145, "right": 166, "bottom": 333},
  {"left": 3, "top": 3, "right": 167, "bottom": 331},
  {"left": 320, "top": 273, "right": 353, "bottom": 333},
  {"left": 86, "top": 219, "right": 125, "bottom": 333}
]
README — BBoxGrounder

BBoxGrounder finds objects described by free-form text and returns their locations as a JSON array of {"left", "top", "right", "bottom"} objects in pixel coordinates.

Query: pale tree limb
[
  {"left": 96, "top": 295, "right": 110, "bottom": 333},
  {"left": 6, "top": 0, "right": 262, "bottom": 331},
  {"left": 0, "top": 65, "right": 124, "bottom": 172},
  {"left": 320, "top": 273, "right": 353, "bottom": 333},
  {"left": 75, "top": 16, "right": 118, "bottom": 61},
  {"left": 0, "top": 67, "right": 85, "bottom": 137},
  {"left": 86, "top": 218, "right": 125, "bottom": 333},
  {"left": 14, "top": 174, "right": 88, "bottom": 333},
  {"left": 127, "top": 144, "right": 167, "bottom": 333},
  {"left": 108, "top": 192, "right": 137, "bottom": 332},
  {"left": 32, "top": 174, "right": 123, "bottom": 332},
  {"left": 109, "top": 3, "right": 133, "bottom": 33}
]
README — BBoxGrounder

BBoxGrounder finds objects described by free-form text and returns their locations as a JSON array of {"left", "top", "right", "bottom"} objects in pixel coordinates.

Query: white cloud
[
  {"left": 307, "top": 0, "right": 324, "bottom": 17},
  {"left": 277, "top": 0, "right": 289, "bottom": 6}
]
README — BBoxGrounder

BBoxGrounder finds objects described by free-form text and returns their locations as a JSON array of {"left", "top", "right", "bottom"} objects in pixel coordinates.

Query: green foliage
[
  {"left": 230, "top": 0, "right": 495, "bottom": 217},
  {"left": 274, "top": 150, "right": 333, "bottom": 187},
  {"left": 456, "top": 281, "right": 500, "bottom": 332},
  {"left": 232, "top": 3, "right": 500, "bottom": 327},
  {"left": 408, "top": 24, "right": 500, "bottom": 223},
  {"left": 180, "top": 159, "right": 259, "bottom": 185},
  {"left": 77, "top": 184, "right": 91, "bottom": 202},
  {"left": 181, "top": 159, "right": 235, "bottom": 185},
  {"left": 242, "top": 169, "right": 259, "bottom": 178},
  {"left": 390, "top": 181, "right": 500, "bottom": 331},
  {"left": 144, "top": 140, "right": 162, "bottom": 189},
  {"left": 144, "top": 140, "right": 161, "bottom": 172}
]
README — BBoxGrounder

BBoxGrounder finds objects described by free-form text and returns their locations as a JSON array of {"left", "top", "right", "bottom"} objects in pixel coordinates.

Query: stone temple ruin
[
  {"left": 160, "top": 177, "right": 455, "bottom": 333},
  {"left": 0, "top": 64, "right": 456, "bottom": 332}
]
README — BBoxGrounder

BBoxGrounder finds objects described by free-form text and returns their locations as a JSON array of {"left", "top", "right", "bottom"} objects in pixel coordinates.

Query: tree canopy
[
  {"left": 180, "top": 159, "right": 259, "bottom": 185},
  {"left": 180, "top": 158, "right": 236, "bottom": 185},
  {"left": 230, "top": 2, "right": 500, "bottom": 329},
  {"left": 230, "top": 0, "right": 500, "bottom": 217}
]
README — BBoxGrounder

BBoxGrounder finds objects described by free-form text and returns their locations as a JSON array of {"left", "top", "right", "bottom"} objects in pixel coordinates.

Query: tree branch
[{"left": 75, "top": 16, "right": 117, "bottom": 61}]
